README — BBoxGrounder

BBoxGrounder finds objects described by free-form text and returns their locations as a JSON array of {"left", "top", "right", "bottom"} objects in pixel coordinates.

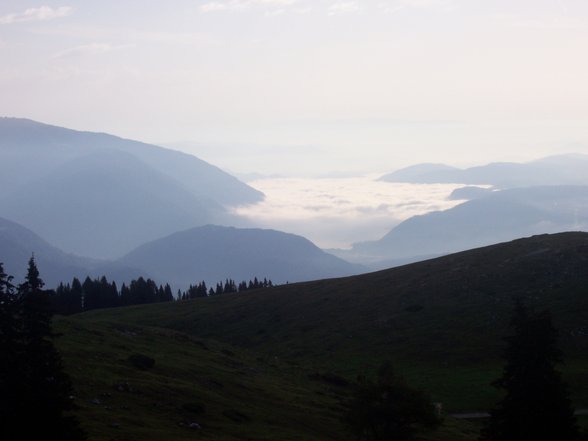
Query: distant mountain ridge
[
  {"left": 0, "top": 216, "right": 143, "bottom": 287},
  {"left": 335, "top": 185, "right": 588, "bottom": 266},
  {"left": 0, "top": 117, "right": 264, "bottom": 258},
  {"left": 379, "top": 154, "right": 588, "bottom": 187},
  {"left": 0, "top": 217, "right": 363, "bottom": 290}
]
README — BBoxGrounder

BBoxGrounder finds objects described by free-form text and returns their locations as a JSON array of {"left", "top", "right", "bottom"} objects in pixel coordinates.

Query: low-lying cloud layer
[{"left": 233, "top": 176, "right": 465, "bottom": 248}]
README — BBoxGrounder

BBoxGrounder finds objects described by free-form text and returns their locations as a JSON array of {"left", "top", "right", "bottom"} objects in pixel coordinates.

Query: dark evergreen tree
[
  {"left": 18, "top": 254, "right": 44, "bottom": 293},
  {"left": 345, "top": 362, "right": 439, "bottom": 441},
  {"left": 71, "top": 277, "right": 83, "bottom": 312},
  {"left": 0, "top": 262, "right": 17, "bottom": 385},
  {"left": 100, "top": 276, "right": 118, "bottom": 308},
  {"left": 1, "top": 257, "right": 85, "bottom": 440},
  {"left": 481, "top": 301, "right": 578, "bottom": 441},
  {"left": 0, "top": 262, "right": 15, "bottom": 298},
  {"left": 120, "top": 282, "right": 131, "bottom": 305},
  {"left": 163, "top": 283, "right": 174, "bottom": 302}
]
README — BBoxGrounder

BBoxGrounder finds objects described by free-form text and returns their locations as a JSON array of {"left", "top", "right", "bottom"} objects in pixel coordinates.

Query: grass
[
  {"left": 55, "top": 317, "right": 353, "bottom": 440},
  {"left": 53, "top": 232, "right": 588, "bottom": 439}
]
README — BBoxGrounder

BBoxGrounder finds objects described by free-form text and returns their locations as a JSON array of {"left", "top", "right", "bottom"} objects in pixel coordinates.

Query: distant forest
[{"left": 51, "top": 275, "right": 274, "bottom": 315}]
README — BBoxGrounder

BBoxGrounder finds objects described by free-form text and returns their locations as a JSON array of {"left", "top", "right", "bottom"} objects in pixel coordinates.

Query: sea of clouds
[{"left": 232, "top": 175, "right": 466, "bottom": 249}]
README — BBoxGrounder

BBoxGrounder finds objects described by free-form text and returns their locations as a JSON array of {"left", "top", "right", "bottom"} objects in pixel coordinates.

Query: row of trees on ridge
[{"left": 51, "top": 275, "right": 274, "bottom": 315}]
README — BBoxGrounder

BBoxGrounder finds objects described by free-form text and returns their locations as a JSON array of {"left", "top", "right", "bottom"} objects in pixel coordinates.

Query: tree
[
  {"left": 1, "top": 257, "right": 86, "bottom": 440},
  {"left": 344, "top": 362, "right": 439, "bottom": 441},
  {"left": 481, "top": 301, "right": 578, "bottom": 441},
  {"left": 0, "top": 262, "right": 17, "bottom": 403},
  {"left": 18, "top": 254, "right": 44, "bottom": 294},
  {"left": 0, "top": 262, "right": 15, "bottom": 295}
]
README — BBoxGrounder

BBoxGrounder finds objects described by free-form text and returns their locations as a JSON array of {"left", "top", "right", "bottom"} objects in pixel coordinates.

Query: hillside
[
  {"left": 0, "top": 216, "right": 93, "bottom": 286},
  {"left": 0, "top": 216, "right": 145, "bottom": 287},
  {"left": 0, "top": 118, "right": 263, "bottom": 258},
  {"left": 118, "top": 225, "right": 364, "bottom": 288},
  {"left": 73, "top": 233, "right": 588, "bottom": 414},
  {"left": 86, "top": 233, "right": 588, "bottom": 369}
]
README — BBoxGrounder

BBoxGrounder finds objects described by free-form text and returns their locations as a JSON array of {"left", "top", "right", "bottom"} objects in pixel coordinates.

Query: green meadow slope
[{"left": 55, "top": 232, "right": 588, "bottom": 440}]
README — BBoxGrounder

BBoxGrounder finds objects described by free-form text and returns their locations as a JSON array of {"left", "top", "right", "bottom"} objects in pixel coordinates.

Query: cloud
[
  {"left": 53, "top": 43, "right": 134, "bottom": 59},
  {"left": 378, "top": 0, "right": 455, "bottom": 14},
  {"left": 0, "top": 6, "right": 72, "bottom": 24},
  {"left": 200, "top": 0, "right": 297, "bottom": 13},
  {"left": 232, "top": 176, "right": 464, "bottom": 248},
  {"left": 401, "top": 0, "right": 455, "bottom": 9},
  {"left": 328, "top": 1, "right": 361, "bottom": 16},
  {"left": 200, "top": 2, "right": 229, "bottom": 12},
  {"left": 493, "top": 14, "right": 580, "bottom": 30}
]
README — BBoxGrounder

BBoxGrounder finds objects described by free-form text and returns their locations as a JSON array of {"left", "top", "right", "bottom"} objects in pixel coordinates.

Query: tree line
[
  {"left": 180, "top": 277, "right": 273, "bottom": 300},
  {"left": 51, "top": 274, "right": 274, "bottom": 315}
]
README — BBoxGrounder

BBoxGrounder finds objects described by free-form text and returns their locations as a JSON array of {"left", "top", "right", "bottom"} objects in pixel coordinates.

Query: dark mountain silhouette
[
  {"left": 0, "top": 117, "right": 263, "bottom": 258},
  {"left": 118, "top": 225, "right": 364, "bottom": 289},
  {"left": 0, "top": 217, "right": 142, "bottom": 287},
  {"left": 338, "top": 186, "right": 588, "bottom": 265},
  {"left": 379, "top": 154, "right": 588, "bottom": 187}
]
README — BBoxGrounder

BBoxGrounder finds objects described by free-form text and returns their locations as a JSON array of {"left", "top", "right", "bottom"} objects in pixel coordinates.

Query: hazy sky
[{"left": 1, "top": 0, "right": 588, "bottom": 175}]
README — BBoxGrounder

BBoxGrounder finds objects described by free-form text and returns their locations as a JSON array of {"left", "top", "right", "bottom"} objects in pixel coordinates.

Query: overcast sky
[{"left": 1, "top": 0, "right": 588, "bottom": 175}]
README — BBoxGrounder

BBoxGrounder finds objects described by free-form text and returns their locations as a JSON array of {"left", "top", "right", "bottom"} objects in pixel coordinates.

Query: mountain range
[
  {"left": 0, "top": 117, "right": 263, "bottom": 259},
  {"left": 3, "top": 117, "right": 588, "bottom": 285},
  {"left": 378, "top": 154, "right": 588, "bottom": 187},
  {"left": 0, "top": 216, "right": 361, "bottom": 290},
  {"left": 334, "top": 185, "right": 588, "bottom": 266}
]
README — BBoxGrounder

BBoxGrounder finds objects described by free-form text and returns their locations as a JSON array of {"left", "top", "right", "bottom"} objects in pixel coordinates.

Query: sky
[{"left": 1, "top": 0, "right": 588, "bottom": 175}]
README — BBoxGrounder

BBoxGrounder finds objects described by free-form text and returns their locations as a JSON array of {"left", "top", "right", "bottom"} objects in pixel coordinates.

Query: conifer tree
[
  {"left": 0, "top": 262, "right": 17, "bottom": 393},
  {"left": 70, "top": 277, "right": 83, "bottom": 313},
  {"left": 481, "top": 301, "right": 577, "bottom": 441},
  {"left": 18, "top": 254, "right": 44, "bottom": 293},
  {"left": 1, "top": 257, "right": 86, "bottom": 440}
]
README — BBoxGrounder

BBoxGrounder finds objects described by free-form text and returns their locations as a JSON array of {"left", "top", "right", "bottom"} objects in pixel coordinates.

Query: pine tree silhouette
[
  {"left": 1, "top": 256, "right": 86, "bottom": 440},
  {"left": 481, "top": 301, "right": 578, "bottom": 441}
]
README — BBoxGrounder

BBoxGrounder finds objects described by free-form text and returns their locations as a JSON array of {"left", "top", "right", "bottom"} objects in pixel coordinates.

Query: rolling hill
[
  {"left": 54, "top": 232, "right": 588, "bottom": 440},
  {"left": 0, "top": 117, "right": 263, "bottom": 258},
  {"left": 118, "top": 225, "right": 365, "bottom": 289}
]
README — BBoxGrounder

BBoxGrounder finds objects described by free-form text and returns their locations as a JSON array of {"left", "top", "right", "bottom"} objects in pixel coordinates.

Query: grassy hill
[{"left": 54, "top": 232, "right": 588, "bottom": 440}]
